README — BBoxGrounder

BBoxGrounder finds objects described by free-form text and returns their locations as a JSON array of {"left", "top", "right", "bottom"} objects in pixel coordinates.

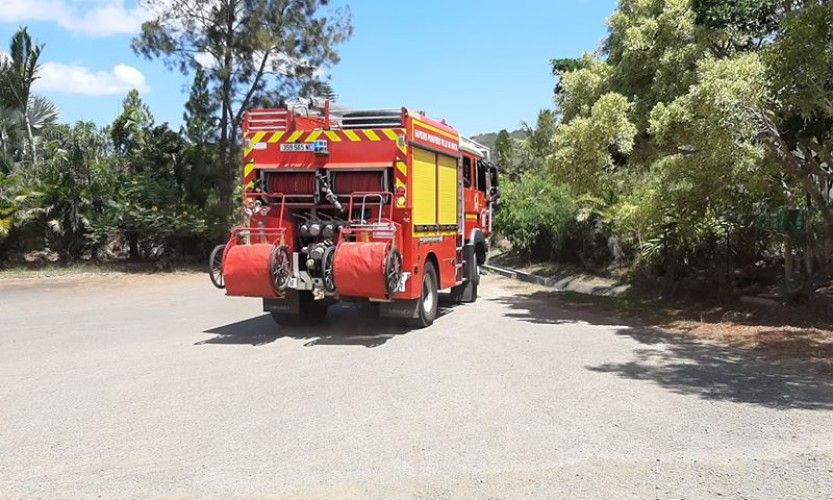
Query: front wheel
[{"left": 409, "top": 261, "right": 438, "bottom": 328}]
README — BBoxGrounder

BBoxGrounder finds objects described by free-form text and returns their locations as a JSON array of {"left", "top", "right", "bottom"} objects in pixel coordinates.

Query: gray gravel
[{"left": 1, "top": 273, "right": 832, "bottom": 499}]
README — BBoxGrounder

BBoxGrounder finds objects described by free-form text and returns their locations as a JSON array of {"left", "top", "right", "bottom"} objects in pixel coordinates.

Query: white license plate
[{"left": 280, "top": 143, "right": 315, "bottom": 152}]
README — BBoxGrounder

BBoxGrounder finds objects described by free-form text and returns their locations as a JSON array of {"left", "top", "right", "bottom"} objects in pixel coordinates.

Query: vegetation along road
[{"left": 1, "top": 273, "right": 831, "bottom": 498}]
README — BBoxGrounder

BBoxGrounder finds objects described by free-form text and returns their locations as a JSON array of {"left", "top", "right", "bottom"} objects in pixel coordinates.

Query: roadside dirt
[{"left": 500, "top": 278, "right": 833, "bottom": 372}]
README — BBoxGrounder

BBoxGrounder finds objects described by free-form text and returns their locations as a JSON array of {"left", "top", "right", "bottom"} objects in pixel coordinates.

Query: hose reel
[{"left": 269, "top": 244, "right": 292, "bottom": 292}]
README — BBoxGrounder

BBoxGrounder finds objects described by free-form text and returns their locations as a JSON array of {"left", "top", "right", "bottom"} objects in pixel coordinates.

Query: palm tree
[
  {"left": 4, "top": 28, "right": 44, "bottom": 165},
  {"left": 25, "top": 95, "right": 58, "bottom": 135},
  {"left": 0, "top": 106, "right": 22, "bottom": 172}
]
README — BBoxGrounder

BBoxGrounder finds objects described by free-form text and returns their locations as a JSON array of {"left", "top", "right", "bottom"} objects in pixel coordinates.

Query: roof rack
[
  {"left": 339, "top": 109, "right": 403, "bottom": 129},
  {"left": 246, "top": 109, "right": 292, "bottom": 131},
  {"left": 245, "top": 100, "right": 415, "bottom": 132}
]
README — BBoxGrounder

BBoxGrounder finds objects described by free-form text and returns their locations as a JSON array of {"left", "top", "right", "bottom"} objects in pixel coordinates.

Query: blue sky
[{"left": 0, "top": 0, "right": 616, "bottom": 136}]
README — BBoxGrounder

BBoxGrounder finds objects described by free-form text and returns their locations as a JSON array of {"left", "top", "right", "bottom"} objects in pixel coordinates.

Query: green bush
[{"left": 494, "top": 174, "right": 578, "bottom": 260}]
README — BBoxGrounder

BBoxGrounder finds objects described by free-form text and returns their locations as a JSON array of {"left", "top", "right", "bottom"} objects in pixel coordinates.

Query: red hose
[
  {"left": 332, "top": 242, "right": 390, "bottom": 299},
  {"left": 333, "top": 171, "right": 384, "bottom": 194},
  {"left": 223, "top": 244, "right": 277, "bottom": 298},
  {"left": 268, "top": 172, "right": 316, "bottom": 195}
]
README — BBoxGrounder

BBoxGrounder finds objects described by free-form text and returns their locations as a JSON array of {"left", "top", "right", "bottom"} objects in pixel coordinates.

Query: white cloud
[
  {"left": 0, "top": 0, "right": 149, "bottom": 37},
  {"left": 35, "top": 61, "right": 150, "bottom": 95}
]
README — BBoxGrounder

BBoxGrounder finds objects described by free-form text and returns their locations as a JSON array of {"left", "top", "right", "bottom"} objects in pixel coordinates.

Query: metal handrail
[{"left": 346, "top": 191, "right": 393, "bottom": 227}]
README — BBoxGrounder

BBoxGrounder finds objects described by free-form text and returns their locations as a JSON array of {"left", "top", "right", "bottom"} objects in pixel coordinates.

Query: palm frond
[{"left": 26, "top": 96, "right": 59, "bottom": 130}]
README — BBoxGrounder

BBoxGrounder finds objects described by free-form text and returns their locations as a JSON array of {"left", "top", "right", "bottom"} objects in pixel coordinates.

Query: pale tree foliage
[
  {"left": 556, "top": 55, "right": 613, "bottom": 123},
  {"left": 627, "top": 54, "right": 774, "bottom": 247},
  {"left": 553, "top": 93, "right": 637, "bottom": 196},
  {"left": 545, "top": 0, "right": 833, "bottom": 285},
  {"left": 605, "top": 0, "right": 704, "bottom": 126}
]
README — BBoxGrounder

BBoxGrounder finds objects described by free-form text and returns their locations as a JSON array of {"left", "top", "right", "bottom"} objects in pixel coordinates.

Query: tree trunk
[
  {"left": 127, "top": 232, "right": 140, "bottom": 261},
  {"left": 216, "top": 0, "right": 236, "bottom": 218},
  {"left": 24, "top": 112, "right": 36, "bottom": 165},
  {"left": 784, "top": 239, "right": 793, "bottom": 294}
]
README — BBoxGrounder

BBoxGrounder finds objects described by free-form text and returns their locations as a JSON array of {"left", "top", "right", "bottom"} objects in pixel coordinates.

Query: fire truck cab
[{"left": 210, "top": 99, "right": 499, "bottom": 328}]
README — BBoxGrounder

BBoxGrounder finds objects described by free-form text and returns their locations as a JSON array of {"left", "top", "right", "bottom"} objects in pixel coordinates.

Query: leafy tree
[
  {"left": 182, "top": 67, "right": 216, "bottom": 145},
  {"left": 759, "top": 1, "right": 833, "bottom": 236},
  {"left": 110, "top": 89, "right": 154, "bottom": 155},
  {"left": 494, "top": 129, "right": 513, "bottom": 168},
  {"left": 494, "top": 174, "right": 578, "bottom": 260},
  {"left": 604, "top": 0, "right": 704, "bottom": 127},
  {"left": 555, "top": 54, "right": 613, "bottom": 123},
  {"left": 100, "top": 90, "right": 212, "bottom": 260},
  {"left": 551, "top": 57, "right": 591, "bottom": 96},
  {"left": 132, "top": 0, "right": 353, "bottom": 214},
  {"left": 37, "top": 122, "right": 116, "bottom": 259},
  {"left": 692, "top": 0, "right": 781, "bottom": 54},
  {"left": 553, "top": 93, "right": 637, "bottom": 197}
]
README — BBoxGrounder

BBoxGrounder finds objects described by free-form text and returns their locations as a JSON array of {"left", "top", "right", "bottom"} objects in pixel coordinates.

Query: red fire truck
[{"left": 209, "top": 100, "right": 499, "bottom": 328}]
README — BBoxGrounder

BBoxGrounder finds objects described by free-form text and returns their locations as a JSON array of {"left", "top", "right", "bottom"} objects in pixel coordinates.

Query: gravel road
[{"left": 1, "top": 272, "right": 832, "bottom": 499}]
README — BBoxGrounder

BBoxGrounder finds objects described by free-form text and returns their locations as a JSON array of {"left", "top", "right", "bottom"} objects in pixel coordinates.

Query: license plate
[{"left": 280, "top": 143, "right": 315, "bottom": 152}]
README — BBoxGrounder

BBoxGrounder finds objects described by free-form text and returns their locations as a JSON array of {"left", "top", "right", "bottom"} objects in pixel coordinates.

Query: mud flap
[
  {"left": 460, "top": 244, "right": 479, "bottom": 303},
  {"left": 379, "top": 299, "right": 420, "bottom": 319},
  {"left": 263, "top": 292, "right": 300, "bottom": 315}
]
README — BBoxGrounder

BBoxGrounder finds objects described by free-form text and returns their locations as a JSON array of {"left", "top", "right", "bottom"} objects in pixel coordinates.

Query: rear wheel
[
  {"left": 409, "top": 261, "right": 438, "bottom": 328},
  {"left": 270, "top": 291, "right": 328, "bottom": 326},
  {"left": 208, "top": 244, "right": 226, "bottom": 289}
]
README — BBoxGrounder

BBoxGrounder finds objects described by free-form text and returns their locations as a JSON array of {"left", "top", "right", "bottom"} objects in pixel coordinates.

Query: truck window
[
  {"left": 476, "top": 160, "right": 488, "bottom": 194},
  {"left": 462, "top": 156, "right": 472, "bottom": 188}
]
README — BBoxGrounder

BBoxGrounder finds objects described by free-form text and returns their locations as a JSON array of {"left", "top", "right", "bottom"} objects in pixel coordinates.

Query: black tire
[
  {"left": 270, "top": 292, "right": 328, "bottom": 326},
  {"left": 209, "top": 244, "right": 226, "bottom": 289},
  {"left": 409, "top": 261, "right": 438, "bottom": 328}
]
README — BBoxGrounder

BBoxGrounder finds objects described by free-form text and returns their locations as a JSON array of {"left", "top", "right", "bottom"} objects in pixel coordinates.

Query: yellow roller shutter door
[
  {"left": 411, "top": 147, "right": 436, "bottom": 228},
  {"left": 437, "top": 154, "right": 457, "bottom": 227}
]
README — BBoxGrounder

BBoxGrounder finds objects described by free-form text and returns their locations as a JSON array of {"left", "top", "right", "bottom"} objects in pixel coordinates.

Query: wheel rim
[
  {"left": 270, "top": 245, "right": 291, "bottom": 291},
  {"left": 209, "top": 244, "right": 225, "bottom": 289},
  {"left": 422, "top": 271, "right": 435, "bottom": 314},
  {"left": 322, "top": 246, "right": 336, "bottom": 293},
  {"left": 385, "top": 249, "right": 403, "bottom": 297}
]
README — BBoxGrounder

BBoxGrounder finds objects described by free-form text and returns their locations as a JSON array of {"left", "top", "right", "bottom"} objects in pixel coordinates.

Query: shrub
[{"left": 494, "top": 174, "right": 578, "bottom": 260}]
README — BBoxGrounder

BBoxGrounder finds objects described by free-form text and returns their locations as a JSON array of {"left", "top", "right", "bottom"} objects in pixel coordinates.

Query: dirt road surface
[{"left": 1, "top": 273, "right": 832, "bottom": 498}]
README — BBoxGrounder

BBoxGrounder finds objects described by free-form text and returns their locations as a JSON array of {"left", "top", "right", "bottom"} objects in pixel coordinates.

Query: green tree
[
  {"left": 0, "top": 27, "right": 58, "bottom": 166},
  {"left": 759, "top": 1, "right": 833, "bottom": 237},
  {"left": 38, "top": 122, "right": 116, "bottom": 259},
  {"left": 546, "top": 0, "right": 787, "bottom": 281},
  {"left": 2, "top": 28, "right": 44, "bottom": 165},
  {"left": 692, "top": 0, "right": 780, "bottom": 55},
  {"left": 132, "top": 0, "right": 353, "bottom": 214},
  {"left": 110, "top": 89, "right": 154, "bottom": 155},
  {"left": 100, "top": 90, "right": 212, "bottom": 260},
  {"left": 494, "top": 129, "right": 513, "bottom": 169},
  {"left": 182, "top": 67, "right": 216, "bottom": 145}
]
